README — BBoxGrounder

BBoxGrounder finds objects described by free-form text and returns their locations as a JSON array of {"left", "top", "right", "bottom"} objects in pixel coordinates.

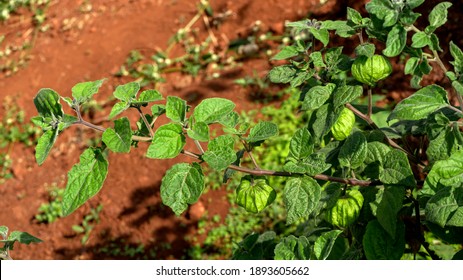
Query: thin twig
[
  {"left": 241, "top": 140, "right": 261, "bottom": 170},
  {"left": 202, "top": 14, "right": 218, "bottom": 47},
  {"left": 180, "top": 148, "right": 378, "bottom": 186},
  {"left": 194, "top": 140, "right": 205, "bottom": 154},
  {"left": 136, "top": 107, "right": 154, "bottom": 138},
  {"left": 345, "top": 103, "right": 419, "bottom": 163},
  {"left": 367, "top": 86, "right": 373, "bottom": 118}
]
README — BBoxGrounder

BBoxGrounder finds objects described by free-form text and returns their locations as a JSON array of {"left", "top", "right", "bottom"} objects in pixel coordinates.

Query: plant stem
[
  {"left": 74, "top": 104, "right": 106, "bottom": 133},
  {"left": 241, "top": 140, "right": 261, "bottom": 170},
  {"left": 181, "top": 148, "right": 378, "bottom": 187},
  {"left": 136, "top": 107, "right": 154, "bottom": 138},
  {"left": 367, "top": 86, "right": 373, "bottom": 118},
  {"left": 346, "top": 103, "right": 421, "bottom": 163},
  {"left": 194, "top": 140, "right": 205, "bottom": 154}
]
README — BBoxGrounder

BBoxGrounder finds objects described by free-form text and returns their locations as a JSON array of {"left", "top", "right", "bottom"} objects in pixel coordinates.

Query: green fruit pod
[
  {"left": 325, "top": 189, "right": 364, "bottom": 227},
  {"left": 331, "top": 108, "right": 355, "bottom": 141},
  {"left": 351, "top": 55, "right": 392, "bottom": 86},
  {"left": 236, "top": 176, "right": 276, "bottom": 213}
]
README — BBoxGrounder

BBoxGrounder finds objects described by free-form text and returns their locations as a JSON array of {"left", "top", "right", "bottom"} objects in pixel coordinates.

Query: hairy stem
[
  {"left": 241, "top": 140, "right": 261, "bottom": 170},
  {"left": 367, "top": 86, "right": 373, "bottom": 118},
  {"left": 136, "top": 107, "right": 154, "bottom": 138},
  {"left": 346, "top": 103, "right": 423, "bottom": 167},
  {"left": 194, "top": 140, "right": 205, "bottom": 154},
  {"left": 181, "top": 148, "right": 378, "bottom": 186}
]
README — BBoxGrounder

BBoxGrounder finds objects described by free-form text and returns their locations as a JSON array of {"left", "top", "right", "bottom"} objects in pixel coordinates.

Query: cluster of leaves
[
  {"left": 32, "top": 0, "right": 463, "bottom": 259},
  {"left": 35, "top": 187, "right": 64, "bottom": 223},
  {"left": 0, "top": 0, "right": 49, "bottom": 22},
  {"left": 0, "top": 97, "right": 41, "bottom": 182},
  {"left": 72, "top": 204, "right": 103, "bottom": 245},
  {"left": 116, "top": 0, "right": 229, "bottom": 87},
  {"left": 0, "top": 226, "right": 41, "bottom": 260}
]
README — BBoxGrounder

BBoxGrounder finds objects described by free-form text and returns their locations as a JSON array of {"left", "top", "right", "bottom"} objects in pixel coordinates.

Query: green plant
[
  {"left": 72, "top": 204, "right": 103, "bottom": 245},
  {"left": 35, "top": 186, "right": 64, "bottom": 223},
  {"left": 0, "top": 97, "right": 41, "bottom": 183},
  {"left": 0, "top": 226, "right": 41, "bottom": 260},
  {"left": 32, "top": 1, "right": 463, "bottom": 260}
]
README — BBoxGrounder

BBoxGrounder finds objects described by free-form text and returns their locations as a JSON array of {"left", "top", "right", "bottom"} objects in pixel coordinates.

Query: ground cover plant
[{"left": 25, "top": 0, "right": 463, "bottom": 260}]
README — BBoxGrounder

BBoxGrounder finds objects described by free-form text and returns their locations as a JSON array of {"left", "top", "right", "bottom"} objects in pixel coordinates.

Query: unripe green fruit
[
  {"left": 236, "top": 176, "right": 276, "bottom": 213},
  {"left": 325, "top": 189, "right": 364, "bottom": 228},
  {"left": 331, "top": 108, "right": 355, "bottom": 141},
  {"left": 351, "top": 55, "right": 392, "bottom": 86}
]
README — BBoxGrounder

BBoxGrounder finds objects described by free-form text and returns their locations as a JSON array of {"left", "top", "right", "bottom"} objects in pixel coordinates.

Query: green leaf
[
  {"left": 429, "top": 33, "right": 442, "bottom": 52},
  {"left": 302, "top": 84, "right": 333, "bottom": 111},
  {"left": 166, "top": 96, "right": 187, "bottom": 123},
  {"left": 370, "top": 185, "right": 405, "bottom": 238},
  {"left": 428, "top": 2, "right": 452, "bottom": 29},
  {"left": 284, "top": 154, "right": 331, "bottom": 176},
  {"left": 411, "top": 32, "right": 430, "bottom": 48},
  {"left": 363, "top": 219, "right": 405, "bottom": 260},
  {"left": 365, "top": 0, "right": 396, "bottom": 27},
  {"left": 62, "top": 148, "right": 109, "bottom": 216},
  {"left": 404, "top": 57, "right": 420, "bottom": 75},
  {"left": 450, "top": 41, "right": 463, "bottom": 74},
  {"left": 347, "top": 7, "right": 362, "bottom": 24},
  {"left": 452, "top": 81, "right": 463, "bottom": 97},
  {"left": 33, "top": 88, "right": 64, "bottom": 119},
  {"left": 284, "top": 177, "right": 321, "bottom": 225},
  {"left": 314, "top": 230, "right": 343, "bottom": 260},
  {"left": 147, "top": 123, "right": 186, "bottom": 159},
  {"left": 203, "top": 136, "right": 236, "bottom": 171},
  {"left": 61, "top": 96, "right": 73, "bottom": 108},
  {"left": 187, "top": 121, "right": 209, "bottom": 142},
  {"left": 312, "top": 103, "right": 337, "bottom": 141},
  {"left": 151, "top": 104, "right": 166, "bottom": 117},
  {"left": 193, "top": 98, "right": 236, "bottom": 124},
  {"left": 268, "top": 65, "right": 297, "bottom": 84},
  {"left": 310, "top": 51, "right": 326, "bottom": 68},
  {"left": 109, "top": 101, "right": 130, "bottom": 119},
  {"left": 272, "top": 46, "right": 300, "bottom": 60},
  {"left": 35, "top": 129, "right": 59, "bottom": 165},
  {"left": 102, "top": 117, "right": 132, "bottom": 153},
  {"left": 7, "top": 231, "right": 42, "bottom": 245},
  {"left": 427, "top": 126, "right": 462, "bottom": 163},
  {"left": 365, "top": 141, "right": 391, "bottom": 165},
  {"left": 407, "top": 0, "right": 425, "bottom": 9},
  {"left": 274, "top": 235, "right": 311, "bottom": 260},
  {"left": 60, "top": 114, "right": 78, "bottom": 131},
  {"left": 383, "top": 25, "right": 407, "bottom": 57},
  {"left": 132, "top": 89, "right": 163, "bottom": 105},
  {"left": 288, "top": 128, "right": 313, "bottom": 160},
  {"left": 208, "top": 135, "right": 235, "bottom": 150},
  {"left": 399, "top": 9, "right": 421, "bottom": 26},
  {"left": 290, "top": 70, "right": 313, "bottom": 88},
  {"left": 0, "top": 226, "right": 8, "bottom": 239},
  {"left": 379, "top": 150, "right": 416, "bottom": 187},
  {"left": 160, "top": 163, "right": 205, "bottom": 216},
  {"left": 355, "top": 43, "right": 376, "bottom": 57},
  {"left": 333, "top": 85, "right": 363, "bottom": 108},
  {"left": 426, "top": 185, "right": 463, "bottom": 228},
  {"left": 219, "top": 111, "right": 240, "bottom": 129},
  {"left": 422, "top": 151, "right": 463, "bottom": 196},
  {"left": 338, "top": 131, "right": 367, "bottom": 169},
  {"left": 236, "top": 176, "right": 276, "bottom": 213},
  {"left": 203, "top": 149, "right": 236, "bottom": 171},
  {"left": 245, "top": 121, "right": 278, "bottom": 143},
  {"left": 71, "top": 79, "right": 105, "bottom": 104},
  {"left": 309, "top": 28, "right": 329, "bottom": 47},
  {"left": 113, "top": 81, "right": 140, "bottom": 102},
  {"left": 389, "top": 85, "right": 449, "bottom": 121}
]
